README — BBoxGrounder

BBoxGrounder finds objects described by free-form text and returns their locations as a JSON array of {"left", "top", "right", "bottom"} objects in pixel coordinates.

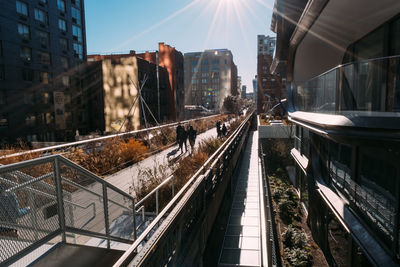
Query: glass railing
[{"left": 293, "top": 55, "right": 400, "bottom": 114}]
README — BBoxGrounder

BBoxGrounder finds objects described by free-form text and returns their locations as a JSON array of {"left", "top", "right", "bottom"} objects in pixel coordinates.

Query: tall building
[
  {"left": 136, "top": 43, "right": 184, "bottom": 121},
  {"left": 0, "top": 0, "right": 87, "bottom": 143},
  {"left": 271, "top": 0, "right": 400, "bottom": 265},
  {"left": 241, "top": 85, "right": 246, "bottom": 99},
  {"left": 252, "top": 76, "right": 257, "bottom": 105},
  {"left": 257, "top": 35, "right": 284, "bottom": 113},
  {"left": 257, "top": 35, "right": 275, "bottom": 56},
  {"left": 184, "top": 49, "right": 237, "bottom": 111},
  {"left": 236, "top": 76, "right": 242, "bottom": 97}
]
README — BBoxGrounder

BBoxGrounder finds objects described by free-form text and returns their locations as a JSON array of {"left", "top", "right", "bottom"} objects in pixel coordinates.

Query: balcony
[{"left": 293, "top": 56, "right": 400, "bottom": 116}]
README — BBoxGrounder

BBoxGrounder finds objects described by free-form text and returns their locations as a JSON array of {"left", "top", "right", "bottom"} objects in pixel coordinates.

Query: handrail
[
  {"left": 0, "top": 114, "right": 222, "bottom": 160},
  {"left": 113, "top": 111, "right": 253, "bottom": 267},
  {"left": 300, "top": 54, "right": 400, "bottom": 84}
]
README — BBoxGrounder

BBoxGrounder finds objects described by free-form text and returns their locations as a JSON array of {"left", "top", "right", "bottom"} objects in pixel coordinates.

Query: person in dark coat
[
  {"left": 222, "top": 123, "right": 227, "bottom": 137},
  {"left": 181, "top": 126, "right": 188, "bottom": 153},
  {"left": 216, "top": 121, "right": 221, "bottom": 138},
  {"left": 188, "top": 125, "right": 197, "bottom": 154},
  {"left": 176, "top": 123, "right": 184, "bottom": 152}
]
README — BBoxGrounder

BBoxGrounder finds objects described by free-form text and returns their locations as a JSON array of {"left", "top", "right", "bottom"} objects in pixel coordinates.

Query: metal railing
[
  {"left": 0, "top": 155, "right": 136, "bottom": 266},
  {"left": 1, "top": 114, "right": 222, "bottom": 161},
  {"left": 293, "top": 55, "right": 400, "bottom": 114},
  {"left": 260, "top": 143, "right": 281, "bottom": 267},
  {"left": 114, "top": 111, "right": 254, "bottom": 266}
]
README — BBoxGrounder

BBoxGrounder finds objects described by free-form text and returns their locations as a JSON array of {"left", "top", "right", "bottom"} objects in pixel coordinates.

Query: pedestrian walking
[
  {"left": 181, "top": 126, "right": 188, "bottom": 153},
  {"left": 176, "top": 123, "right": 184, "bottom": 152},
  {"left": 188, "top": 125, "right": 197, "bottom": 154},
  {"left": 222, "top": 123, "right": 227, "bottom": 137},
  {"left": 216, "top": 120, "right": 221, "bottom": 138}
]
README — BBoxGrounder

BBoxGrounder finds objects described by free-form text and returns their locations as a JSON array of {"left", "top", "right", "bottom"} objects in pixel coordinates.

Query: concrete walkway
[{"left": 218, "top": 131, "right": 262, "bottom": 267}]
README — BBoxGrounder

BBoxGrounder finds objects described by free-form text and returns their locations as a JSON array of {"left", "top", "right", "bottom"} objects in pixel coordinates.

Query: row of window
[
  {"left": 17, "top": 21, "right": 82, "bottom": 43},
  {"left": 17, "top": 0, "right": 81, "bottom": 25},
  {"left": 19, "top": 43, "right": 82, "bottom": 64}
]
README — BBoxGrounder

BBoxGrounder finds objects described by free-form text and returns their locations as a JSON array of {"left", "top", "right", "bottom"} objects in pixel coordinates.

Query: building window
[
  {"left": 22, "top": 68, "right": 33, "bottom": 81},
  {"left": 71, "top": 7, "right": 81, "bottom": 25},
  {"left": 72, "top": 0, "right": 80, "bottom": 6},
  {"left": 61, "top": 57, "right": 69, "bottom": 69},
  {"left": 37, "top": 30, "right": 49, "bottom": 46},
  {"left": 73, "top": 42, "right": 82, "bottom": 59},
  {"left": 57, "top": 0, "right": 65, "bottom": 12},
  {"left": 38, "top": 51, "right": 50, "bottom": 65},
  {"left": 25, "top": 114, "right": 36, "bottom": 126},
  {"left": 202, "top": 79, "right": 207, "bottom": 83},
  {"left": 0, "top": 65, "right": 4, "bottom": 80},
  {"left": 24, "top": 93, "right": 34, "bottom": 104},
  {"left": 0, "top": 91, "right": 5, "bottom": 104},
  {"left": 62, "top": 75, "right": 69, "bottom": 86},
  {"left": 16, "top": 1, "right": 28, "bottom": 16},
  {"left": 34, "top": 8, "right": 47, "bottom": 24},
  {"left": 58, "top": 19, "right": 67, "bottom": 31},
  {"left": 39, "top": 71, "right": 50, "bottom": 83},
  {"left": 17, "top": 23, "right": 30, "bottom": 39},
  {"left": 20, "top": 46, "right": 32, "bottom": 61},
  {"left": 72, "top": 25, "right": 82, "bottom": 42},
  {"left": 59, "top": 38, "right": 68, "bottom": 50},
  {"left": 0, "top": 114, "right": 8, "bottom": 128}
]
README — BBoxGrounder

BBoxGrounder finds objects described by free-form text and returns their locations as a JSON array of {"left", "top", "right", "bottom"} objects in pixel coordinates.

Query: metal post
[
  {"left": 102, "top": 182, "right": 111, "bottom": 249},
  {"left": 133, "top": 199, "right": 137, "bottom": 240},
  {"left": 156, "top": 51, "right": 160, "bottom": 121},
  {"left": 53, "top": 157, "right": 66, "bottom": 242},
  {"left": 28, "top": 190, "right": 39, "bottom": 241},
  {"left": 156, "top": 190, "right": 159, "bottom": 215},
  {"left": 172, "top": 176, "right": 175, "bottom": 197}
]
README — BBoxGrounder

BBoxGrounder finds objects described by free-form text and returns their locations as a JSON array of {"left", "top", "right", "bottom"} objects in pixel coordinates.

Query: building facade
[
  {"left": 271, "top": 0, "right": 400, "bottom": 265},
  {"left": 184, "top": 49, "right": 238, "bottom": 111},
  {"left": 0, "top": 0, "right": 87, "bottom": 143},
  {"left": 257, "top": 35, "right": 284, "bottom": 113},
  {"left": 136, "top": 43, "right": 184, "bottom": 121},
  {"left": 241, "top": 85, "right": 247, "bottom": 99},
  {"left": 257, "top": 35, "right": 275, "bottom": 56},
  {"left": 86, "top": 54, "right": 170, "bottom": 133}
]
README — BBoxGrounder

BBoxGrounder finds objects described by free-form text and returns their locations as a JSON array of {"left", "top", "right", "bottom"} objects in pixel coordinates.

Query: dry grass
[
  {"left": 130, "top": 136, "right": 223, "bottom": 212},
  {"left": 68, "top": 137, "right": 148, "bottom": 177}
]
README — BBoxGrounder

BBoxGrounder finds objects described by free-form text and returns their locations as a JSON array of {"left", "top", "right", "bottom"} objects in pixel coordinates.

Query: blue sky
[{"left": 84, "top": 0, "right": 275, "bottom": 92}]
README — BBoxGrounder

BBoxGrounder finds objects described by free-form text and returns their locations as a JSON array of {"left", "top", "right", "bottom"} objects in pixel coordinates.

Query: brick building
[{"left": 136, "top": 43, "right": 184, "bottom": 121}]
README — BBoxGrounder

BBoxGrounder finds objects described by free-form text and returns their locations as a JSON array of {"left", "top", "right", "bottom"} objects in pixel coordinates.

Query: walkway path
[{"left": 218, "top": 130, "right": 263, "bottom": 267}]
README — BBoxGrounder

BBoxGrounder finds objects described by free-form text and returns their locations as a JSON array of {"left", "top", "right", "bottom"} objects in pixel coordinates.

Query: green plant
[
  {"left": 279, "top": 199, "right": 296, "bottom": 224},
  {"left": 284, "top": 247, "right": 313, "bottom": 267},
  {"left": 273, "top": 188, "right": 284, "bottom": 201}
]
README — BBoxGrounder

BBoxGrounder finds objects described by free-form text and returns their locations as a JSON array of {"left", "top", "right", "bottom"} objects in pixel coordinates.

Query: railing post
[
  {"left": 102, "top": 182, "right": 111, "bottom": 249},
  {"left": 172, "top": 176, "right": 175, "bottom": 197},
  {"left": 28, "top": 189, "right": 39, "bottom": 241},
  {"left": 133, "top": 199, "right": 137, "bottom": 240},
  {"left": 156, "top": 190, "right": 159, "bottom": 215},
  {"left": 53, "top": 157, "right": 66, "bottom": 242}
]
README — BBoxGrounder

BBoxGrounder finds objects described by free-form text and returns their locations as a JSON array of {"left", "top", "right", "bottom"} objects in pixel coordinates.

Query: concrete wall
[{"left": 258, "top": 116, "right": 294, "bottom": 138}]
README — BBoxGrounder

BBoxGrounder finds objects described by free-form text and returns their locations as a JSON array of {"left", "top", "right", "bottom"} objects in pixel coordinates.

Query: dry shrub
[
  {"left": 0, "top": 140, "right": 41, "bottom": 165},
  {"left": 67, "top": 137, "right": 148, "bottom": 177}
]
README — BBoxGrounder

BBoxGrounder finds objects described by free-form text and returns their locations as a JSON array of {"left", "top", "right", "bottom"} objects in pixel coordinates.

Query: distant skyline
[{"left": 84, "top": 0, "right": 275, "bottom": 93}]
